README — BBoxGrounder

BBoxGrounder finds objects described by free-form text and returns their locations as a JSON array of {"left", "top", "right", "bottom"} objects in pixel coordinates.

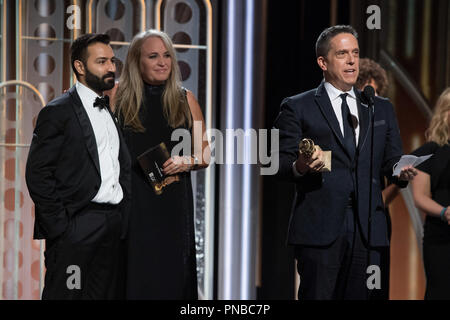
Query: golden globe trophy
[{"left": 298, "top": 138, "right": 332, "bottom": 172}]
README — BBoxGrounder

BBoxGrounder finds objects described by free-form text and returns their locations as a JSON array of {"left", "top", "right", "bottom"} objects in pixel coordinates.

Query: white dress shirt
[
  {"left": 293, "top": 82, "right": 360, "bottom": 177},
  {"left": 324, "top": 82, "right": 360, "bottom": 144},
  {"left": 75, "top": 81, "right": 123, "bottom": 204}
]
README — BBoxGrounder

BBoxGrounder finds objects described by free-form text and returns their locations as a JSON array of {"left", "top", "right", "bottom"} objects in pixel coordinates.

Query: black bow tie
[{"left": 93, "top": 96, "right": 110, "bottom": 110}]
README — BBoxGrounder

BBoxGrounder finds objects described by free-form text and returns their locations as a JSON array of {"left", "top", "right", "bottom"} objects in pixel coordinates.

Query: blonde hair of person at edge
[
  {"left": 412, "top": 88, "right": 450, "bottom": 221},
  {"left": 410, "top": 88, "right": 450, "bottom": 300}
]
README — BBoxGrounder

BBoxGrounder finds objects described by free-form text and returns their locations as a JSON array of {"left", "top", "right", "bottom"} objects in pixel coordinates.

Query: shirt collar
[
  {"left": 324, "top": 81, "right": 356, "bottom": 102},
  {"left": 75, "top": 81, "right": 102, "bottom": 106}
]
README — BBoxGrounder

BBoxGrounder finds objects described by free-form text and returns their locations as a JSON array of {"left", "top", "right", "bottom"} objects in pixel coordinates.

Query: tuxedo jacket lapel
[
  {"left": 314, "top": 82, "right": 354, "bottom": 160},
  {"left": 68, "top": 86, "right": 101, "bottom": 176}
]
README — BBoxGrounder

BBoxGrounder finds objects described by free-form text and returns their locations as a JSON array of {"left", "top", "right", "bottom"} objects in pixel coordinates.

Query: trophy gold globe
[{"left": 298, "top": 138, "right": 331, "bottom": 172}]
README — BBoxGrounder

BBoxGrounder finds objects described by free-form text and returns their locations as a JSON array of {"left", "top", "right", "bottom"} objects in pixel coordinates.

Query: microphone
[
  {"left": 363, "top": 85, "right": 375, "bottom": 106},
  {"left": 363, "top": 85, "right": 376, "bottom": 288}
]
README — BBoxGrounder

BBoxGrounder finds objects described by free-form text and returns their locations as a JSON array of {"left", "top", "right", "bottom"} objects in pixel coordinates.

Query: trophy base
[{"left": 320, "top": 150, "right": 332, "bottom": 172}]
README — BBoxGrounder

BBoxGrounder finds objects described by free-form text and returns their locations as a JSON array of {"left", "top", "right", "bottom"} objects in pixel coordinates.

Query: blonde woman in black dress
[
  {"left": 114, "top": 29, "right": 210, "bottom": 299},
  {"left": 411, "top": 88, "right": 450, "bottom": 299}
]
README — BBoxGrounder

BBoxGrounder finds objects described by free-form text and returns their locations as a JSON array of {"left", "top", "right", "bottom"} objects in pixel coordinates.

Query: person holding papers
[
  {"left": 274, "top": 25, "right": 417, "bottom": 300},
  {"left": 411, "top": 87, "right": 450, "bottom": 300}
]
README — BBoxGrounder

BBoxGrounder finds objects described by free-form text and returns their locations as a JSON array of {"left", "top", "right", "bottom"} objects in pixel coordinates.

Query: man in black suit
[
  {"left": 26, "top": 33, "right": 131, "bottom": 299},
  {"left": 274, "top": 25, "right": 417, "bottom": 299}
]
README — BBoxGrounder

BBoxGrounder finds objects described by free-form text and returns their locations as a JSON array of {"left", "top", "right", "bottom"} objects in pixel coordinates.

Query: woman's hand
[
  {"left": 443, "top": 207, "right": 450, "bottom": 225},
  {"left": 162, "top": 156, "right": 193, "bottom": 176},
  {"left": 186, "top": 90, "right": 210, "bottom": 169}
]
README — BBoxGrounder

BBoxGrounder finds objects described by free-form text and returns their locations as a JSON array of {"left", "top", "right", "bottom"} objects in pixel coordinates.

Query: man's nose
[
  {"left": 108, "top": 60, "right": 116, "bottom": 72},
  {"left": 347, "top": 54, "right": 355, "bottom": 65}
]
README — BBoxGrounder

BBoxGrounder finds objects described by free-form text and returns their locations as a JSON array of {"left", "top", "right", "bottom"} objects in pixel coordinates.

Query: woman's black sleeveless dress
[{"left": 123, "top": 83, "right": 197, "bottom": 299}]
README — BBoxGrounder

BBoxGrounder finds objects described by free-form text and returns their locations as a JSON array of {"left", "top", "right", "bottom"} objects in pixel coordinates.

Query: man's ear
[
  {"left": 317, "top": 56, "right": 327, "bottom": 71},
  {"left": 74, "top": 60, "right": 85, "bottom": 77}
]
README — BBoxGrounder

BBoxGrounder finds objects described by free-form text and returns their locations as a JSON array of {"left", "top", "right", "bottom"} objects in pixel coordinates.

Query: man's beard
[{"left": 85, "top": 68, "right": 115, "bottom": 93}]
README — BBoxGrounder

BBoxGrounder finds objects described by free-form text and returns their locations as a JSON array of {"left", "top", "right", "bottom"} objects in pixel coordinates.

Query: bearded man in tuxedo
[{"left": 26, "top": 33, "right": 131, "bottom": 300}]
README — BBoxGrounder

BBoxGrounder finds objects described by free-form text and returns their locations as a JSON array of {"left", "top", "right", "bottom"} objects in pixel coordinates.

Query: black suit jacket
[
  {"left": 274, "top": 82, "right": 406, "bottom": 247},
  {"left": 26, "top": 86, "right": 131, "bottom": 240}
]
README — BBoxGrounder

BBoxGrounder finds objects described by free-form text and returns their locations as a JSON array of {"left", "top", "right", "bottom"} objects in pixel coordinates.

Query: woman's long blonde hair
[
  {"left": 426, "top": 88, "right": 450, "bottom": 146},
  {"left": 115, "top": 29, "right": 191, "bottom": 131}
]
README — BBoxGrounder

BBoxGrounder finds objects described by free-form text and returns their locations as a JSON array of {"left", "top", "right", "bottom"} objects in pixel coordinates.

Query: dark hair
[
  {"left": 315, "top": 25, "right": 358, "bottom": 58},
  {"left": 356, "top": 58, "right": 389, "bottom": 96},
  {"left": 70, "top": 33, "right": 111, "bottom": 78}
]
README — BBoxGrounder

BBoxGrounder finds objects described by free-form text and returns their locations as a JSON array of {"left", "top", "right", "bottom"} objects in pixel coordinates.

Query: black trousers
[
  {"left": 294, "top": 205, "right": 389, "bottom": 300},
  {"left": 42, "top": 203, "right": 123, "bottom": 300}
]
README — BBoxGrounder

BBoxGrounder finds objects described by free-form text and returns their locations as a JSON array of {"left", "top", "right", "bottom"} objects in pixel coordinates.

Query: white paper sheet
[{"left": 392, "top": 154, "right": 433, "bottom": 176}]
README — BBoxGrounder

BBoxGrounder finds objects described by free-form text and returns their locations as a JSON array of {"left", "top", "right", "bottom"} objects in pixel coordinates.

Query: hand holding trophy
[{"left": 298, "top": 138, "right": 332, "bottom": 172}]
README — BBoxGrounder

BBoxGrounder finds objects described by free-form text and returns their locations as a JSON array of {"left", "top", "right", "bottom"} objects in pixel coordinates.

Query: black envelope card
[{"left": 137, "top": 142, "right": 170, "bottom": 195}]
